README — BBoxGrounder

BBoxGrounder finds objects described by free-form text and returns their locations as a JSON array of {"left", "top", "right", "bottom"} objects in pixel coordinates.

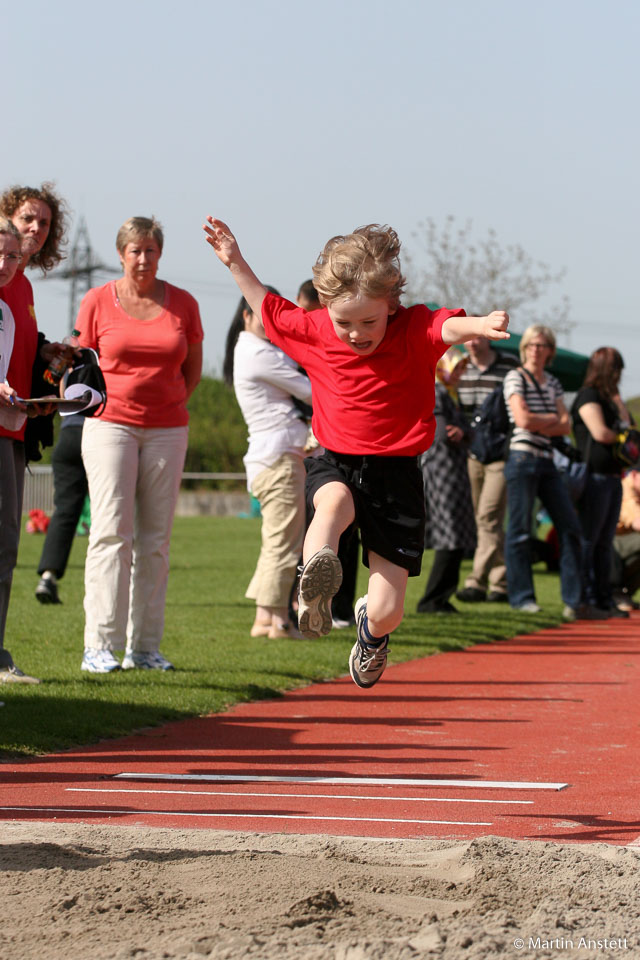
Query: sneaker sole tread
[{"left": 298, "top": 551, "right": 342, "bottom": 639}]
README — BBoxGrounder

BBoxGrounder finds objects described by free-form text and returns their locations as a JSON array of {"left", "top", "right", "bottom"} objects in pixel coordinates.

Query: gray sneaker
[
  {"left": 122, "top": 650, "right": 174, "bottom": 670},
  {"left": 297, "top": 545, "right": 342, "bottom": 638},
  {"left": 0, "top": 665, "right": 41, "bottom": 684},
  {"left": 349, "top": 596, "right": 389, "bottom": 689}
]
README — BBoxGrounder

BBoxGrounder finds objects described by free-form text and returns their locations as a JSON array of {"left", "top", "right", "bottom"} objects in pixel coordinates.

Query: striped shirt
[
  {"left": 503, "top": 367, "right": 563, "bottom": 457},
  {"left": 457, "top": 350, "right": 520, "bottom": 422}
]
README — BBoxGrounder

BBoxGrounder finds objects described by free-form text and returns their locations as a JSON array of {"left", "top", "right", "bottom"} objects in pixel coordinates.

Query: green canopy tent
[{"left": 424, "top": 304, "right": 589, "bottom": 392}]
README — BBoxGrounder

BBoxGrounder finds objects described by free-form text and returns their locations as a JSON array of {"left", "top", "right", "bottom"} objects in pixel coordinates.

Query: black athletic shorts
[{"left": 304, "top": 449, "right": 425, "bottom": 576}]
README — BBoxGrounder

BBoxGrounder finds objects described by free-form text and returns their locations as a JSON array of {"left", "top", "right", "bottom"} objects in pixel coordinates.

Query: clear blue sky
[{"left": 6, "top": 0, "right": 639, "bottom": 392}]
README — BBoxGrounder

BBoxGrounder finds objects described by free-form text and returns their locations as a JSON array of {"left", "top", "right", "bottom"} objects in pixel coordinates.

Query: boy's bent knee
[
  {"left": 366, "top": 598, "right": 404, "bottom": 637},
  {"left": 313, "top": 481, "right": 355, "bottom": 521}
]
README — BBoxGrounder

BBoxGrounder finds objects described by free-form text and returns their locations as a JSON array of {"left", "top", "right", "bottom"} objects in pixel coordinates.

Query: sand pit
[{"left": 1, "top": 822, "right": 638, "bottom": 959}]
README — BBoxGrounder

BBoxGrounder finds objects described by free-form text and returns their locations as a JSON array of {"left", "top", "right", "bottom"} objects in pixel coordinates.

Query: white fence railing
[
  {"left": 23, "top": 466, "right": 56, "bottom": 514},
  {"left": 23, "top": 466, "right": 250, "bottom": 517}
]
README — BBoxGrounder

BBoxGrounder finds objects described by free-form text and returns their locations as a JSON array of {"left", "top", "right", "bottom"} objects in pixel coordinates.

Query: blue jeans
[
  {"left": 505, "top": 451, "right": 582, "bottom": 609},
  {"left": 578, "top": 473, "right": 622, "bottom": 608}
]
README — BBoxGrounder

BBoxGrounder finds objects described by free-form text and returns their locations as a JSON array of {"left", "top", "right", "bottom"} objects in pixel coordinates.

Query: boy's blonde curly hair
[{"left": 312, "top": 224, "right": 406, "bottom": 311}]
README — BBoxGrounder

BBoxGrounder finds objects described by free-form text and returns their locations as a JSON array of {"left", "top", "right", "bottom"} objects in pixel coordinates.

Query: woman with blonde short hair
[
  {"left": 77, "top": 216, "right": 204, "bottom": 673},
  {"left": 518, "top": 324, "right": 557, "bottom": 364},
  {"left": 502, "top": 323, "right": 583, "bottom": 617}
]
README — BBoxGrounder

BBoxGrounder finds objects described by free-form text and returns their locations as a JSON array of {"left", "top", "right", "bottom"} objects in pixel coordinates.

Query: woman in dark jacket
[
  {"left": 417, "top": 351, "right": 476, "bottom": 613},
  {"left": 572, "top": 347, "right": 633, "bottom": 618}
]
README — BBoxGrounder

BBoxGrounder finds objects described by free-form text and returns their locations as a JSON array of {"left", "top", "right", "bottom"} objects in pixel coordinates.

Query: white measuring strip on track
[
  {"left": 67, "top": 787, "right": 533, "bottom": 805},
  {"left": 114, "top": 772, "right": 569, "bottom": 790},
  {"left": 0, "top": 806, "right": 492, "bottom": 826}
]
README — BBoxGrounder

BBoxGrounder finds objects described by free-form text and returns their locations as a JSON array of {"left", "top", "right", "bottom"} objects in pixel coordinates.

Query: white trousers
[{"left": 81, "top": 419, "right": 188, "bottom": 653}]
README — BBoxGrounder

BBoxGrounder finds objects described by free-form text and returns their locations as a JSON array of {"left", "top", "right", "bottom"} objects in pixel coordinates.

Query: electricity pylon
[{"left": 45, "top": 217, "right": 120, "bottom": 330}]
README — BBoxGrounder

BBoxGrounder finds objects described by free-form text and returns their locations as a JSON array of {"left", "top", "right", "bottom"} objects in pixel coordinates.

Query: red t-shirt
[
  {"left": 0, "top": 271, "right": 38, "bottom": 441},
  {"left": 261, "top": 293, "right": 464, "bottom": 456},
  {"left": 76, "top": 281, "right": 204, "bottom": 428}
]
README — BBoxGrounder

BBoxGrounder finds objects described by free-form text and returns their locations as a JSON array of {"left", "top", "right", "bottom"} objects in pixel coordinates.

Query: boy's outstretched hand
[
  {"left": 202, "top": 214, "right": 268, "bottom": 318},
  {"left": 483, "top": 310, "right": 510, "bottom": 340},
  {"left": 202, "top": 216, "right": 240, "bottom": 268}
]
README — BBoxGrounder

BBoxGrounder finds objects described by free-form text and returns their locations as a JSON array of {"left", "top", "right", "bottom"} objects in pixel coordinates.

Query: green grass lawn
[{"left": 1, "top": 516, "right": 565, "bottom": 757}]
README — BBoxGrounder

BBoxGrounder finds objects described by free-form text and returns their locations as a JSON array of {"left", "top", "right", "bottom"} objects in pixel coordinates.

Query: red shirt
[
  {"left": 76, "top": 281, "right": 204, "bottom": 428},
  {"left": 261, "top": 293, "right": 464, "bottom": 456},
  {"left": 0, "top": 271, "right": 38, "bottom": 441}
]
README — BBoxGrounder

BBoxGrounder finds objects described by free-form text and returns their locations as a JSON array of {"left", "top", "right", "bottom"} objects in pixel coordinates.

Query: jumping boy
[{"left": 204, "top": 217, "right": 509, "bottom": 688}]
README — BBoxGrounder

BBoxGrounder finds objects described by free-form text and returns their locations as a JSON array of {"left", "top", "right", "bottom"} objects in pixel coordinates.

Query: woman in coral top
[{"left": 77, "top": 216, "right": 203, "bottom": 673}]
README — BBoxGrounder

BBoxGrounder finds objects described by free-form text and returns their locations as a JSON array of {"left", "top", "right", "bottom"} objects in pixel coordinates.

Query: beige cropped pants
[
  {"left": 465, "top": 457, "right": 508, "bottom": 595},
  {"left": 245, "top": 453, "right": 306, "bottom": 609}
]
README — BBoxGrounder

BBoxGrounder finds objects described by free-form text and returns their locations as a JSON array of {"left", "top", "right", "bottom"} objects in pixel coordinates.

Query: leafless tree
[{"left": 404, "top": 216, "right": 573, "bottom": 335}]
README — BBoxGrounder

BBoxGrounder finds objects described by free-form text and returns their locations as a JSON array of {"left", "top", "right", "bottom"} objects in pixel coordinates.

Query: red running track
[{"left": 2, "top": 616, "right": 640, "bottom": 845}]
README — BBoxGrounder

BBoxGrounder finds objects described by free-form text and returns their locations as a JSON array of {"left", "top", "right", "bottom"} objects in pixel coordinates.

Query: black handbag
[
  {"left": 469, "top": 385, "right": 511, "bottom": 463},
  {"left": 66, "top": 347, "right": 107, "bottom": 417},
  {"left": 551, "top": 438, "right": 589, "bottom": 502}
]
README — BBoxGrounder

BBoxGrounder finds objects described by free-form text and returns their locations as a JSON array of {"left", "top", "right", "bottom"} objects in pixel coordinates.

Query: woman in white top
[
  {"left": 223, "top": 290, "right": 312, "bottom": 639},
  {"left": 502, "top": 324, "right": 582, "bottom": 616}
]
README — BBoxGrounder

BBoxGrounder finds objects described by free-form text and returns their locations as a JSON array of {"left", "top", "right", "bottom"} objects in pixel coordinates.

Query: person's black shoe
[
  {"left": 487, "top": 591, "right": 509, "bottom": 603},
  {"left": 456, "top": 587, "right": 486, "bottom": 603},
  {"left": 602, "top": 605, "right": 630, "bottom": 619},
  {"left": 35, "top": 576, "right": 61, "bottom": 605},
  {"left": 574, "top": 604, "right": 609, "bottom": 621},
  {"left": 436, "top": 601, "right": 459, "bottom": 615},
  {"left": 417, "top": 600, "right": 460, "bottom": 614}
]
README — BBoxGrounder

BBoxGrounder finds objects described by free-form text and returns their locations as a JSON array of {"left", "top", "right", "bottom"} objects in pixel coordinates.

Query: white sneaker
[
  {"left": 331, "top": 614, "right": 356, "bottom": 629},
  {"left": 81, "top": 649, "right": 121, "bottom": 673},
  {"left": 516, "top": 601, "right": 541, "bottom": 614},
  {"left": 0, "top": 664, "right": 41, "bottom": 684},
  {"left": 122, "top": 651, "right": 174, "bottom": 671}
]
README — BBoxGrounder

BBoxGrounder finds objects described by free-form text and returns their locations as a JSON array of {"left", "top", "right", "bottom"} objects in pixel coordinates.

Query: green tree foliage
[
  {"left": 404, "top": 216, "right": 573, "bottom": 336},
  {"left": 626, "top": 395, "right": 640, "bottom": 425},
  {"left": 186, "top": 375, "right": 246, "bottom": 475}
]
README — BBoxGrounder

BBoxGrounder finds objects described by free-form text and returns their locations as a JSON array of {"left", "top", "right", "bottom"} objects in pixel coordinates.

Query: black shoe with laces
[{"left": 35, "top": 576, "right": 61, "bottom": 605}]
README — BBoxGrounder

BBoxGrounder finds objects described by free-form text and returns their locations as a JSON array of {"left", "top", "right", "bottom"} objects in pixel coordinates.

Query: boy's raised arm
[
  {"left": 442, "top": 311, "right": 510, "bottom": 345},
  {"left": 203, "top": 216, "right": 268, "bottom": 319}
]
